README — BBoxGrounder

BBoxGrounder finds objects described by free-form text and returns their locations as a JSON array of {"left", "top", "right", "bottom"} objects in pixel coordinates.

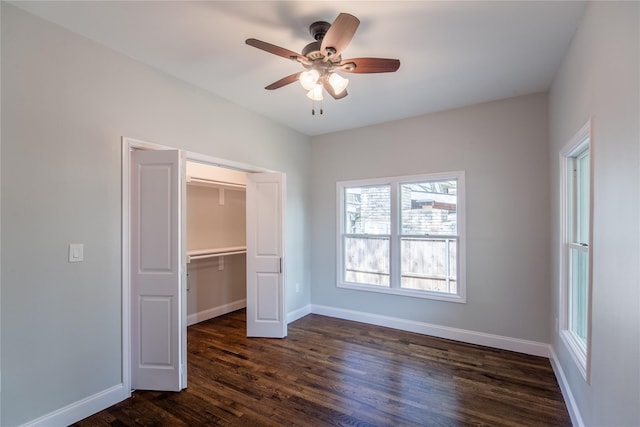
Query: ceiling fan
[{"left": 246, "top": 13, "right": 400, "bottom": 113}]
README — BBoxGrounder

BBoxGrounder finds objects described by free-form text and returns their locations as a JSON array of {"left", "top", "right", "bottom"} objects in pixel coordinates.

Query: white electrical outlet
[
  {"left": 69, "top": 243, "right": 84, "bottom": 262},
  {"left": 295, "top": 282, "right": 301, "bottom": 293}
]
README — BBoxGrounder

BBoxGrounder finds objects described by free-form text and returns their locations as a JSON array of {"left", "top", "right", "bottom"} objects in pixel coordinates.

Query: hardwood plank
[{"left": 73, "top": 310, "right": 571, "bottom": 426}]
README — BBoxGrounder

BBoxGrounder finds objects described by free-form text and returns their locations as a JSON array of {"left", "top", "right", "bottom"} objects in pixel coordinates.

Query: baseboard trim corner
[
  {"left": 20, "top": 383, "right": 129, "bottom": 427},
  {"left": 287, "top": 304, "right": 312, "bottom": 324},
  {"left": 310, "top": 304, "right": 550, "bottom": 357}
]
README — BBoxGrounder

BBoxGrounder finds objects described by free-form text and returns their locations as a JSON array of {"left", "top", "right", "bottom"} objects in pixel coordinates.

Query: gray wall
[
  {"left": 310, "top": 93, "right": 551, "bottom": 343},
  {"left": 0, "top": 4, "right": 311, "bottom": 426},
  {"left": 548, "top": 2, "right": 640, "bottom": 425}
]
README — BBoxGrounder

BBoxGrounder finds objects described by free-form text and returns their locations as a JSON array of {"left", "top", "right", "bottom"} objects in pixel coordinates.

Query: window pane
[
  {"left": 400, "top": 238, "right": 457, "bottom": 294},
  {"left": 576, "top": 152, "right": 590, "bottom": 244},
  {"left": 344, "top": 236, "right": 390, "bottom": 286},
  {"left": 401, "top": 180, "right": 457, "bottom": 235},
  {"left": 345, "top": 185, "right": 390, "bottom": 234},
  {"left": 569, "top": 247, "right": 588, "bottom": 344}
]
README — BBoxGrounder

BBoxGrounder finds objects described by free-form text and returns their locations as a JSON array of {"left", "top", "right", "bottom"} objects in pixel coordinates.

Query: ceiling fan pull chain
[{"left": 310, "top": 100, "right": 324, "bottom": 116}]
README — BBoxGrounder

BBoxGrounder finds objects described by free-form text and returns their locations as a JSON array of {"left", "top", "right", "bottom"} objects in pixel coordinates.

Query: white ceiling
[{"left": 11, "top": 1, "right": 587, "bottom": 136}]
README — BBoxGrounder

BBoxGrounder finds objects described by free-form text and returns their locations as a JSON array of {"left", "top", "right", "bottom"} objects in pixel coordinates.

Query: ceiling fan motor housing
[
  {"left": 303, "top": 21, "right": 334, "bottom": 61},
  {"left": 302, "top": 41, "right": 323, "bottom": 60},
  {"left": 309, "top": 21, "right": 330, "bottom": 40},
  {"left": 305, "top": 25, "right": 344, "bottom": 68}
]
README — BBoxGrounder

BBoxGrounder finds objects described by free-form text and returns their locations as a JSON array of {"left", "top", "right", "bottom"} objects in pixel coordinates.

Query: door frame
[{"left": 122, "top": 136, "right": 280, "bottom": 391}]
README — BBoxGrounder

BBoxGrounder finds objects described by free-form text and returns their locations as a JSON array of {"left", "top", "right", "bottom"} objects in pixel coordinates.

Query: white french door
[
  {"left": 246, "top": 172, "right": 287, "bottom": 338},
  {"left": 130, "top": 149, "right": 186, "bottom": 391}
]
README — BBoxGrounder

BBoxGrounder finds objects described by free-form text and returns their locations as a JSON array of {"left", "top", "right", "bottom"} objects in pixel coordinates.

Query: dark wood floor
[{"left": 74, "top": 310, "right": 571, "bottom": 426}]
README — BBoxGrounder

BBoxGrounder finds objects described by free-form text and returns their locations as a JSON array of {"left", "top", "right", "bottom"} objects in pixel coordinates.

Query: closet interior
[{"left": 186, "top": 161, "right": 247, "bottom": 326}]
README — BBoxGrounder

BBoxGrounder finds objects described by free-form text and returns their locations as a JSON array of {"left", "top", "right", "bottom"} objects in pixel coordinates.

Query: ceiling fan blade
[
  {"left": 339, "top": 57, "right": 401, "bottom": 73},
  {"left": 321, "top": 13, "right": 360, "bottom": 56},
  {"left": 265, "top": 72, "right": 302, "bottom": 90},
  {"left": 322, "top": 78, "right": 348, "bottom": 100},
  {"left": 246, "top": 38, "right": 303, "bottom": 61}
]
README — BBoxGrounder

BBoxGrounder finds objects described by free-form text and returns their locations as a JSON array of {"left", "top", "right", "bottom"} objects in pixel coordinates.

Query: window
[
  {"left": 338, "top": 171, "right": 465, "bottom": 302},
  {"left": 560, "top": 121, "right": 592, "bottom": 381},
  {"left": 343, "top": 185, "right": 391, "bottom": 286}
]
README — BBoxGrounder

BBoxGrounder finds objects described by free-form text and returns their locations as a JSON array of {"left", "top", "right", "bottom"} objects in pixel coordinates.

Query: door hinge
[{"left": 279, "top": 257, "right": 282, "bottom": 274}]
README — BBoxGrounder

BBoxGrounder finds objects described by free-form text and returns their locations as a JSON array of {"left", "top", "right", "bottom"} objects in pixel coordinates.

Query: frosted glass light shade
[
  {"left": 328, "top": 73, "right": 349, "bottom": 95},
  {"left": 300, "top": 70, "right": 320, "bottom": 90},
  {"left": 307, "top": 84, "right": 324, "bottom": 101}
]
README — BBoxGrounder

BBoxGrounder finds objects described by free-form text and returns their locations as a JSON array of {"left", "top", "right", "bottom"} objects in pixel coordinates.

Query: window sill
[{"left": 337, "top": 282, "right": 466, "bottom": 303}]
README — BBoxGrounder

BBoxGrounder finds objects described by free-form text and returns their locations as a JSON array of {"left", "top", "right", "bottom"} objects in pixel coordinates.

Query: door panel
[
  {"left": 257, "top": 273, "right": 280, "bottom": 320},
  {"left": 140, "top": 296, "right": 172, "bottom": 365},
  {"left": 139, "top": 165, "right": 173, "bottom": 271},
  {"left": 246, "top": 172, "right": 286, "bottom": 338},
  {"left": 131, "top": 149, "right": 186, "bottom": 391},
  {"left": 256, "top": 182, "right": 280, "bottom": 254}
]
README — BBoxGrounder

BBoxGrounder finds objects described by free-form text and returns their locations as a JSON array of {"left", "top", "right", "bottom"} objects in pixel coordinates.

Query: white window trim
[
  {"left": 559, "top": 120, "right": 592, "bottom": 382},
  {"left": 336, "top": 171, "right": 466, "bottom": 303}
]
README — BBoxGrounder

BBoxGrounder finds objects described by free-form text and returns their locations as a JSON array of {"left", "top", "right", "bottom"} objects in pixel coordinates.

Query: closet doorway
[
  {"left": 185, "top": 161, "right": 248, "bottom": 328},
  {"left": 123, "top": 137, "right": 286, "bottom": 394}
]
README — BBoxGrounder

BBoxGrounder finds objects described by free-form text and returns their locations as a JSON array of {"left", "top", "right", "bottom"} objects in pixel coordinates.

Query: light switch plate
[{"left": 69, "top": 243, "right": 84, "bottom": 262}]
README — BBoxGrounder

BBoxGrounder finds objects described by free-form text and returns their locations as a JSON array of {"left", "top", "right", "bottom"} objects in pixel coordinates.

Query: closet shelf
[
  {"left": 187, "top": 246, "right": 246, "bottom": 263},
  {"left": 187, "top": 175, "right": 246, "bottom": 191}
]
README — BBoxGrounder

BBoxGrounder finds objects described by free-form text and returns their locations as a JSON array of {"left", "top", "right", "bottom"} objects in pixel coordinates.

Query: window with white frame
[
  {"left": 560, "top": 121, "right": 592, "bottom": 381},
  {"left": 338, "top": 171, "right": 465, "bottom": 302}
]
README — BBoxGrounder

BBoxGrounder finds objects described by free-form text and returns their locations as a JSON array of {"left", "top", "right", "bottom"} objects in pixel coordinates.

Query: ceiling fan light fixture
[
  {"left": 307, "top": 84, "right": 324, "bottom": 101},
  {"left": 246, "top": 12, "right": 400, "bottom": 112},
  {"left": 299, "top": 69, "right": 320, "bottom": 90},
  {"left": 328, "top": 72, "right": 349, "bottom": 95}
]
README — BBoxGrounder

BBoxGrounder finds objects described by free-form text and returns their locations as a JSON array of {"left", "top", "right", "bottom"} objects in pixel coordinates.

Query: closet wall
[{"left": 186, "top": 161, "right": 247, "bottom": 325}]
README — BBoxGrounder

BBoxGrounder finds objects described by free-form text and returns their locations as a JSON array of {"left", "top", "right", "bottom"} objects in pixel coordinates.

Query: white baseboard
[
  {"left": 310, "top": 304, "right": 550, "bottom": 357},
  {"left": 287, "top": 304, "right": 312, "bottom": 324},
  {"left": 20, "top": 383, "right": 129, "bottom": 427},
  {"left": 187, "top": 299, "right": 246, "bottom": 326},
  {"left": 549, "top": 346, "right": 584, "bottom": 427}
]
